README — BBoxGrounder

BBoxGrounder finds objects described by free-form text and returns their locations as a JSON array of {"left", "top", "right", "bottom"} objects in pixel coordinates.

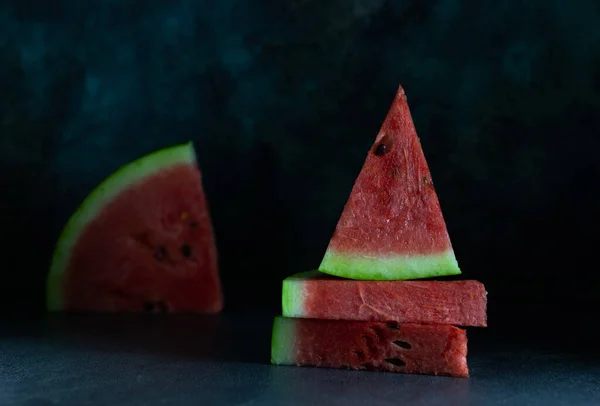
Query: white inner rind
[
  {"left": 46, "top": 142, "right": 197, "bottom": 311},
  {"left": 270, "top": 317, "right": 296, "bottom": 365},
  {"left": 318, "top": 248, "right": 461, "bottom": 280}
]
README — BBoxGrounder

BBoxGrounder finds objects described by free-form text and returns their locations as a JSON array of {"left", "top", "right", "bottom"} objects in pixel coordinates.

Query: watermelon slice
[
  {"left": 318, "top": 85, "right": 460, "bottom": 280},
  {"left": 271, "top": 317, "right": 469, "bottom": 377},
  {"left": 282, "top": 271, "right": 487, "bottom": 326},
  {"left": 46, "top": 142, "right": 223, "bottom": 313}
]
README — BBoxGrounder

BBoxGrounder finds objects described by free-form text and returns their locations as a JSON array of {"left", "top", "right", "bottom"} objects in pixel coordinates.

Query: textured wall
[{"left": 1, "top": 0, "right": 599, "bottom": 314}]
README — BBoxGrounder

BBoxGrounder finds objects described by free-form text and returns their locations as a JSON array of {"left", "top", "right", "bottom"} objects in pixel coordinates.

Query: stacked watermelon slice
[{"left": 271, "top": 86, "right": 487, "bottom": 377}]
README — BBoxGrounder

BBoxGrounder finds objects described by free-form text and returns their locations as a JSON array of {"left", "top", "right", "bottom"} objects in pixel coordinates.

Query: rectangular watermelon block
[
  {"left": 271, "top": 316, "right": 469, "bottom": 377},
  {"left": 282, "top": 271, "right": 487, "bottom": 327}
]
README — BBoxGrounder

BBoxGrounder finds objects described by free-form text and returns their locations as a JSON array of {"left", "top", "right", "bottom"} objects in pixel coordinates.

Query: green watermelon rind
[
  {"left": 281, "top": 274, "right": 307, "bottom": 318},
  {"left": 318, "top": 248, "right": 461, "bottom": 281},
  {"left": 46, "top": 142, "right": 197, "bottom": 311},
  {"left": 270, "top": 316, "right": 295, "bottom": 365}
]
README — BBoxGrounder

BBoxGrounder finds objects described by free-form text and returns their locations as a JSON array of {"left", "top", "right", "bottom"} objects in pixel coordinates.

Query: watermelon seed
[
  {"left": 143, "top": 301, "right": 156, "bottom": 312},
  {"left": 392, "top": 340, "right": 412, "bottom": 350},
  {"left": 190, "top": 221, "right": 198, "bottom": 228},
  {"left": 155, "top": 246, "right": 167, "bottom": 261},
  {"left": 385, "top": 358, "right": 406, "bottom": 367},
  {"left": 181, "top": 244, "right": 192, "bottom": 257},
  {"left": 374, "top": 143, "right": 387, "bottom": 156},
  {"left": 386, "top": 321, "right": 399, "bottom": 329}
]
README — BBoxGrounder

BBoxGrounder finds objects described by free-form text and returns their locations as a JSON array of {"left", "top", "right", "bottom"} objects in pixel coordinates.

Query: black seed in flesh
[
  {"left": 154, "top": 246, "right": 166, "bottom": 261},
  {"left": 392, "top": 340, "right": 412, "bottom": 350},
  {"left": 386, "top": 321, "right": 399, "bottom": 329},
  {"left": 143, "top": 302, "right": 156, "bottom": 312},
  {"left": 181, "top": 244, "right": 192, "bottom": 257},
  {"left": 385, "top": 358, "right": 406, "bottom": 367},
  {"left": 190, "top": 221, "right": 198, "bottom": 228},
  {"left": 374, "top": 143, "right": 387, "bottom": 156}
]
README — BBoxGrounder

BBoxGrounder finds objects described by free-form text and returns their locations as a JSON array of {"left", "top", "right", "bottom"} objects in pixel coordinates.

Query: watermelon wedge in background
[
  {"left": 271, "top": 317, "right": 469, "bottom": 378},
  {"left": 318, "top": 85, "right": 461, "bottom": 281},
  {"left": 46, "top": 142, "right": 223, "bottom": 313},
  {"left": 282, "top": 271, "right": 487, "bottom": 326}
]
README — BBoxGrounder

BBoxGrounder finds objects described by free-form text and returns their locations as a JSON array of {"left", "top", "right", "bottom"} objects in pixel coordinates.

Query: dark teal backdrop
[{"left": 1, "top": 1, "right": 599, "bottom": 323}]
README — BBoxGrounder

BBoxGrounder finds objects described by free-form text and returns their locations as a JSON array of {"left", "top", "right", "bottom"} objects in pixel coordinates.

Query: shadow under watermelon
[{"left": 32, "top": 311, "right": 274, "bottom": 365}]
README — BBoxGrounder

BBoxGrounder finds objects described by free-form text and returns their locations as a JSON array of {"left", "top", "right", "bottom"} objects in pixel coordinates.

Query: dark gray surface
[{"left": 1, "top": 313, "right": 599, "bottom": 406}]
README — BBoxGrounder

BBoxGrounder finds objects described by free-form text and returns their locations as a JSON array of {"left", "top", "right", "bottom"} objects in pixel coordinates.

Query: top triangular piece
[{"left": 318, "top": 85, "right": 461, "bottom": 280}]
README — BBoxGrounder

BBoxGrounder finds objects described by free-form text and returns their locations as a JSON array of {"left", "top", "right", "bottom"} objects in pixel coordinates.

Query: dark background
[{"left": 1, "top": 0, "right": 599, "bottom": 330}]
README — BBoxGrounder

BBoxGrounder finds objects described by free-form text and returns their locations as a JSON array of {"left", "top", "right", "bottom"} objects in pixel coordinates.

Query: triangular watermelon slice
[
  {"left": 318, "top": 86, "right": 461, "bottom": 280},
  {"left": 47, "top": 142, "right": 223, "bottom": 313}
]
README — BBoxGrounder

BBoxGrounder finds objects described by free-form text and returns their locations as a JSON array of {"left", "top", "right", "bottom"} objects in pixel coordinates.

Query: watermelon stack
[{"left": 271, "top": 86, "right": 487, "bottom": 378}]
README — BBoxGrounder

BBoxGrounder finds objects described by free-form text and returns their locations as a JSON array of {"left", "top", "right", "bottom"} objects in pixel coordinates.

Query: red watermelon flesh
[
  {"left": 318, "top": 85, "right": 460, "bottom": 280},
  {"left": 271, "top": 317, "right": 469, "bottom": 378},
  {"left": 282, "top": 271, "right": 487, "bottom": 327},
  {"left": 47, "top": 143, "right": 222, "bottom": 313}
]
